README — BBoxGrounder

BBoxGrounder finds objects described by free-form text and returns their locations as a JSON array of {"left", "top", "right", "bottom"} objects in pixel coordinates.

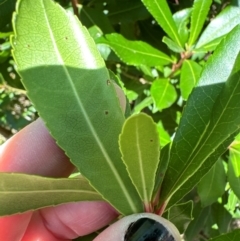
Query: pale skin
[
  {"left": 0, "top": 88, "right": 181, "bottom": 240},
  {"left": 0, "top": 118, "right": 121, "bottom": 241}
]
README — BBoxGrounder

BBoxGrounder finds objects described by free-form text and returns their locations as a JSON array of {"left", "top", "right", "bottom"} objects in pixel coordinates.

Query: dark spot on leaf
[
  {"left": 65, "top": 37, "right": 68, "bottom": 40},
  {"left": 105, "top": 110, "right": 109, "bottom": 115},
  {"left": 107, "top": 80, "right": 111, "bottom": 85},
  {"left": 27, "top": 44, "right": 30, "bottom": 48},
  {"left": 150, "top": 139, "right": 153, "bottom": 142}
]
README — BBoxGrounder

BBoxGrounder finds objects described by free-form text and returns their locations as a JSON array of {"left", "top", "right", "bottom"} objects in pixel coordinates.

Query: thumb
[{"left": 94, "top": 213, "right": 181, "bottom": 241}]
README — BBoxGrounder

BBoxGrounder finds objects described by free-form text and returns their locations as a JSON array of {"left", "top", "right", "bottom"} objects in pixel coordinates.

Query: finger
[
  {"left": 37, "top": 201, "right": 118, "bottom": 240},
  {"left": 0, "top": 118, "right": 74, "bottom": 177},
  {"left": 94, "top": 213, "right": 181, "bottom": 241},
  {"left": 0, "top": 118, "right": 74, "bottom": 241},
  {"left": 0, "top": 119, "right": 118, "bottom": 241},
  {"left": 0, "top": 212, "right": 32, "bottom": 241}
]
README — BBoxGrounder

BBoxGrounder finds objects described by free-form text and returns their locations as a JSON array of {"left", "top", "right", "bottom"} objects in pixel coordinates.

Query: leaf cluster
[{"left": 1, "top": 0, "right": 240, "bottom": 240}]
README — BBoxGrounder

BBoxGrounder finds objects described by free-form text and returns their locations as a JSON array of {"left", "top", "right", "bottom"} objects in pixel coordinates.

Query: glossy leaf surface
[
  {"left": 12, "top": 0, "right": 143, "bottom": 215},
  {"left": 196, "top": 6, "right": 240, "bottom": 48},
  {"left": 173, "top": 8, "right": 191, "bottom": 45},
  {"left": 0, "top": 173, "right": 102, "bottom": 216},
  {"left": 188, "top": 0, "right": 212, "bottom": 46},
  {"left": 197, "top": 159, "right": 226, "bottom": 207},
  {"left": 119, "top": 113, "right": 160, "bottom": 209},
  {"left": 151, "top": 79, "right": 177, "bottom": 111},
  {"left": 160, "top": 26, "right": 240, "bottom": 205},
  {"left": 180, "top": 60, "right": 202, "bottom": 100},
  {"left": 142, "top": 0, "right": 183, "bottom": 47},
  {"left": 97, "top": 33, "right": 172, "bottom": 67}
]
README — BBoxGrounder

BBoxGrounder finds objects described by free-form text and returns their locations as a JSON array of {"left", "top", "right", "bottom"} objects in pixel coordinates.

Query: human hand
[
  {"left": 0, "top": 118, "right": 181, "bottom": 241},
  {"left": 0, "top": 118, "right": 119, "bottom": 241}
]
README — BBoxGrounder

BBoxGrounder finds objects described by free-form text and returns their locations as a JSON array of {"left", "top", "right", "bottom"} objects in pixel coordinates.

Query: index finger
[{"left": 0, "top": 118, "right": 74, "bottom": 177}]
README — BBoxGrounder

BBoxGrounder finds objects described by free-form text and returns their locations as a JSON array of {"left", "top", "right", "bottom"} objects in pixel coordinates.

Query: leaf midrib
[
  {"left": 1, "top": 190, "right": 100, "bottom": 195},
  {"left": 106, "top": 41, "right": 171, "bottom": 62},
  {"left": 153, "top": 0, "right": 181, "bottom": 47},
  {"left": 189, "top": 0, "right": 206, "bottom": 45},
  {"left": 166, "top": 80, "right": 240, "bottom": 200},
  {"left": 135, "top": 119, "right": 148, "bottom": 203},
  {"left": 41, "top": 0, "right": 137, "bottom": 213}
]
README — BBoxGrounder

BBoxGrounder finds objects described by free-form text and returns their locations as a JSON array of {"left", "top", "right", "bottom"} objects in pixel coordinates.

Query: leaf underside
[
  {"left": 0, "top": 173, "right": 102, "bottom": 216},
  {"left": 12, "top": 0, "right": 143, "bottom": 215}
]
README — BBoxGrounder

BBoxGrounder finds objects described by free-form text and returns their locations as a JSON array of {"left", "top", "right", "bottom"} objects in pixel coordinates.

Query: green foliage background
[{"left": 1, "top": 0, "right": 240, "bottom": 240}]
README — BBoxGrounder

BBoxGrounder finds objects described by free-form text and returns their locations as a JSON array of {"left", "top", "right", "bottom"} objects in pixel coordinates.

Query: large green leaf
[
  {"left": 188, "top": 0, "right": 212, "bottom": 46},
  {"left": 119, "top": 113, "right": 160, "bottom": 211},
  {"left": 141, "top": 0, "right": 183, "bottom": 47},
  {"left": 209, "top": 230, "right": 240, "bottom": 241},
  {"left": 12, "top": 0, "right": 143, "bottom": 215},
  {"left": 151, "top": 79, "right": 177, "bottom": 111},
  {"left": 197, "top": 159, "right": 226, "bottom": 207},
  {"left": 0, "top": 173, "right": 102, "bottom": 216},
  {"left": 159, "top": 25, "right": 240, "bottom": 206},
  {"left": 180, "top": 60, "right": 202, "bottom": 100},
  {"left": 196, "top": 6, "right": 240, "bottom": 49},
  {"left": 97, "top": 33, "right": 173, "bottom": 67},
  {"left": 167, "top": 131, "right": 237, "bottom": 209}
]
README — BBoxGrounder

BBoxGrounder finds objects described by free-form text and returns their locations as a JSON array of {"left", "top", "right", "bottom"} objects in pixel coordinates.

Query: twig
[{"left": 71, "top": 0, "right": 78, "bottom": 16}]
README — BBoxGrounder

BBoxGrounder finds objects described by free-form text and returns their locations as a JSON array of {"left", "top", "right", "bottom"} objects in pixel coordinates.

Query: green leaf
[
  {"left": 107, "top": 0, "right": 150, "bottom": 24},
  {"left": 167, "top": 132, "right": 237, "bottom": 210},
  {"left": 119, "top": 113, "right": 160, "bottom": 211},
  {"left": 196, "top": 6, "right": 240, "bottom": 49},
  {"left": 228, "top": 155, "right": 240, "bottom": 200},
  {"left": 159, "top": 25, "right": 240, "bottom": 206},
  {"left": 209, "top": 230, "right": 240, "bottom": 241},
  {"left": 162, "top": 36, "right": 184, "bottom": 53},
  {"left": 12, "top": 0, "right": 143, "bottom": 215},
  {"left": 141, "top": 0, "right": 183, "bottom": 47},
  {"left": 97, "top": 33, "right": 173, "bottom": 66},
  {"left": 150, "top": 79, "right": 177, "bottom": 111},
  {"left": 211, "top": 202, "right": 232, "bottom": 233},
  {"left": 173, "top": 8, "right": 191, "bottom": 45},
  {"left": 157, "top": 121, "right": 171, "bottom": 147},
  {"left": 229, "top": 134, "right": 240, "bottom": 177},
  {"left": 133, "top": 96, "right": 153, "bottom": 114},
  {"left": 188, "top": 0, "right": 212, "bottom": 46},
  {"left": 152, "top": 143, "right": 170, "bottom": 203},
  {"left": 180, "top": 60, "right": 202, "bottom": 100},
  {"left": 197, "top": 159, "right": 226, "bottom": 207},
  {"left": 167, "top": 201, "right": 193, "bottom": 233},
  {"left": 0, "top": 173, "right": 102, "bottom": 216},
  {"left": 184, "top": 204, "right": 210, "bottom": 241}
]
